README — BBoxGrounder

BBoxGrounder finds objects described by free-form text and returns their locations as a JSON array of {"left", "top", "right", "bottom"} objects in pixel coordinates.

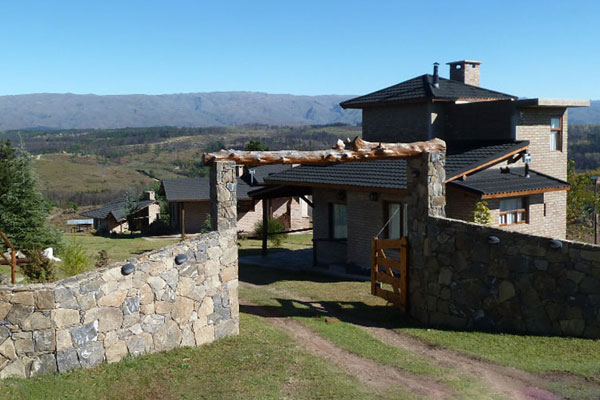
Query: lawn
[
  {"left": 239, "top": 260, "right": 600, "bottom": 399},
  {"left": 238, "top": 233, "right": 313, "bottom": 257},
  {"left": 62, "top": 232, "right": 180, "bottom": 265},
  {"left": 0, "top": 314, "right": 403, "bottom": 400}
]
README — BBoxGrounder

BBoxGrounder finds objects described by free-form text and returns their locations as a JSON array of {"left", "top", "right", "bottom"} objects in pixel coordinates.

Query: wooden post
[
  {"left": 262, "top": 199, "right": 268, "bottom": 256},
  {"left": 400, "top": 237, "right": 408, "bottom": 309},
  {"left": 371, "top": 237, "right": 378, "bottom": 296},
  {"left": 10, "top": 249, "right": 16, "bottom": 284},
  {"left": 181, "top": 203, "right": 186, "bottom": 239}
]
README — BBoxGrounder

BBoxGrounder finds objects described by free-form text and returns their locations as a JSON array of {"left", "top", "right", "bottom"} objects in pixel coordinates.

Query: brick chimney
[
  {"left": 446, "top": 60, "right": 482, "bottom": 87},
  {"left": 144, "top": 190, "right": 156, "bottom": 201}
]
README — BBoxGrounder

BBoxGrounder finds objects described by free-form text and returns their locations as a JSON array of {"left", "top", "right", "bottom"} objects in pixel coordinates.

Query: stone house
[
  {"left": 81, "top": 191, "right": 160, "bottom": 234},
  {"left": 160, "top": 165, "right": 310, "bottom": 235},
  {"left": 259, "top": 60, "right": 588, "bottom": 271}
]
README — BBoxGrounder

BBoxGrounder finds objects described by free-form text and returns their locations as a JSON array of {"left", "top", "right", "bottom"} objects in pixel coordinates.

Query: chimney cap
[{"left": 447, "top": 60, "right": 482, "bottom": 66}]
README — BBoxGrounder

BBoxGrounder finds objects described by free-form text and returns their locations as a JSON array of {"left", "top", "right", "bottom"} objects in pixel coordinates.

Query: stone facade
[{"left": 0, "top": 161, "right": 239, "bottom": 379}]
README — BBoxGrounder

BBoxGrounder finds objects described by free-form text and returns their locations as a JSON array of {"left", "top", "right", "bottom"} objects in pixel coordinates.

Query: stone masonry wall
[
  {"left": 0, "top": 161, "right": 239, "bottom": 378},
  {"left": 411, "top": 216, "right": 600, "bottom": 338}
]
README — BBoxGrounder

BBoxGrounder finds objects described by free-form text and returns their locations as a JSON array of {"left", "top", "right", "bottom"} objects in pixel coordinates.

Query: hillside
[
  {"left": 0, "top": 92, "right": 361, "bottom": 130},
  {"left": 569, "top": 100, "right": 600, "bottom": 124}
]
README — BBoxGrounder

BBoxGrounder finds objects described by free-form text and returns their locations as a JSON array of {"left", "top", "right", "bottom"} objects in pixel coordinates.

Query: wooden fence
[
  {"left": 371, "top": 237, "right": 408, "bottom": 311},
  {"left": 0, "top": 230, "right": 17, "bottom": 284}
]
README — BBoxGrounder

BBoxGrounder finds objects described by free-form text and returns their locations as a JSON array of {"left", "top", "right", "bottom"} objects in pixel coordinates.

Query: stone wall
[
  {"left": 409, "top": 216, "right": 600, "bottom": 338},
  {"left": 0, "top": 161, "right": 239, "bottom": 378},
  {"left": 405, "top": 150, "right": 600, "bottom": 338}
]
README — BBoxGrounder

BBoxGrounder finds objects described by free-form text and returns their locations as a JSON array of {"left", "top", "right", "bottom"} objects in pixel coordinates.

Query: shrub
[
  {"left": 21, "top": 250, "right": 56, "bottom": 283},
  {"left": 95, "top": 249, "right": 108, "bottom": 269},
  {"left": 61, "top": 241, "right": 90, "bottom": 276},
  {"left": 254, "top": 219, "right": 287, "bottom": 247},
  {"left": 473, "top": 200, "right": 492, "bottom": 225}
]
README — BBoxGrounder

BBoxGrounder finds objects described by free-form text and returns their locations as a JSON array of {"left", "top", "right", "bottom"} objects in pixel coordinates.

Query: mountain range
[
  {"left": 0, "top": 92, "right": 360, "bottom": 131},
  {"left": 0, "top": 92, "right": 597, "bottom": 130}
]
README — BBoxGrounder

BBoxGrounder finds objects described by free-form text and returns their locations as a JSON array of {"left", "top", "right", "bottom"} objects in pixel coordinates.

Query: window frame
[
  {"left": 329, "top": 203, "right": 348, "bottom": 239},
  {"left": 550, "top": 116, "right": 563, "bottom": 152},
  {"left": 498, "top": 197, "right": 528, "bottom": 226},
  {"left": 384, "top": 202, "right": 405, "bottom": 239}
]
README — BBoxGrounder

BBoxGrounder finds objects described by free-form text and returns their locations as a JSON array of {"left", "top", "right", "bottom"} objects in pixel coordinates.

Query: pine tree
[{"left": 0, "top": 140, "right": 62, "bottom": 251}]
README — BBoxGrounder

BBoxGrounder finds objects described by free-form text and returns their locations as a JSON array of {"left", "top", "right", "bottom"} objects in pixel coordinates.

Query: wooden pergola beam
[{"left": 203, "top": 137, "right": 446, "bottom": 167}]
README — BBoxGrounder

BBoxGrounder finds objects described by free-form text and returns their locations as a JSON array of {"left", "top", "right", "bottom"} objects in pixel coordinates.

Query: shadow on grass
[
  {"left": 239, "top": 262, "right": 361, "bottom": 285},
  {"left": 240, "top": 296, "right": 418, "bottom": 331}
]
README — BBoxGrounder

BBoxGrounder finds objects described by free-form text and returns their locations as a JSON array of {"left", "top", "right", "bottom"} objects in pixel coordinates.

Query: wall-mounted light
[
  {"left": 121, "top": 263, "right": 135, "bottom": 275},
  {"left": 488, "top": 236, "right": 500, "bottom": 245},
  {"left": 369, "top": 192, "right": 378, "bottom": 201},
  {"left": 175, "top": 254, "right": 188, "bottom": 265},
  {"left": 549, "top": 240, "right": 562, "bottom": 249}
]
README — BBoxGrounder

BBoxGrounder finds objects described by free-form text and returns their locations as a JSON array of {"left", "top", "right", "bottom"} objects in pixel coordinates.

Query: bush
[
  {"left": 61, "top": 241, "right": 90, "bottom": 276},
  {"left": 254, "top": 219, "right": 287, "bottom": 247},
  {"left": 21, "top": 250, "right": 56, "bottom": 283},
  {"left": 95, "top": 249, "right": 108, "bottom": 269},
  {"left": 473, "top": 200, "right": 492, "bottom": 225}
]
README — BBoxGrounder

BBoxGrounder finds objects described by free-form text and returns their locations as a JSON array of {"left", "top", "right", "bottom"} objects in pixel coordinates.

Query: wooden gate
[{"left": 371, "top": 237, "right": 407, "bottom": 311}]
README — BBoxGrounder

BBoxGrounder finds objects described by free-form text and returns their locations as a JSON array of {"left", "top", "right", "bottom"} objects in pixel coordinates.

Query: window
[
  {"left": 499, "top": 197, "right": 527, "bottom": 226},
  {"left": 385, "top": 203, "right": 407, "bottom": 239},
  {"left": 330, "top": 204, "right": 347, "bottom": 239},
  {"left": 550, "top": 117, "right": 562, "bottom": 151}
]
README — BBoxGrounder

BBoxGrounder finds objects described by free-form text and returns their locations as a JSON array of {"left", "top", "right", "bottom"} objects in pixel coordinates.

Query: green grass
[
  {"left": 63, "top": 232, "right": 179, "bottom": 265},
  {"left": 0, "top": 314, "right": 403, "bottom": 400},
  {"left": 238, "top": 233, "right": 313, "bottom": 257},
  {"left": 401, "top": 327, "right": 600, "bottom": 380},
  {"left": 241, "top": 284, "right": 499, "bottom": 399},
  {"left": 239, "top": 261, "right": 600, "bottom": 397}
]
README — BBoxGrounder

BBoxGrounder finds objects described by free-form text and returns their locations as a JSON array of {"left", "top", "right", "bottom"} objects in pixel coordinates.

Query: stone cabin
[
  {"left": 257, "top": 60, "right": 589, "bottom": 272},
  {"left": 81, "top": 191, "right": 160, "bottom": 234},
  {"left": 160, "top": 165, "right": 311, "bottom": 235}
]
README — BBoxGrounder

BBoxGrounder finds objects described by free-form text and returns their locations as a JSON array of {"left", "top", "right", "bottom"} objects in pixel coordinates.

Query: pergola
[{"left": 204, "top": 137, "right": 445, "bottom": 255}]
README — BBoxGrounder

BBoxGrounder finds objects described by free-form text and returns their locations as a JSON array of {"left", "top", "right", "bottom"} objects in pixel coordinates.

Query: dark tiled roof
[
  {"left": 264, "top": 141, "right": 529, "bottom": 191},
  {"left": 265, "top": 160, "right": 407, "bottom": 190},
  {"left": 446, "top": 140, "right": 529, "bottom": 180},
  {"left": 340, "top": 75, "right": 516, "bottom": 108},
  {"left": 161, "top": 178, "right": 210, "bottom": 202},
  {"left": 449, "top": 167, "right": 569, "bottom": 196},
  {"left": 81, "top": 199, "right": 156, "bottom": 222},
  {"left": 161, "top": 177, "right": 254, "bottom": 201},
  {"left": 240, "top": 164, "right": 293, "bottom": 186}
]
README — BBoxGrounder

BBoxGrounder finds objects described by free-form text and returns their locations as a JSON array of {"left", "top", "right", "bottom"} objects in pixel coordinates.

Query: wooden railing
[
  {"left": 371, "top": 236, "right": 407, "bottom": 311},
  {"left": 0, "top": 230, "right": 17, "bottom": 284}
]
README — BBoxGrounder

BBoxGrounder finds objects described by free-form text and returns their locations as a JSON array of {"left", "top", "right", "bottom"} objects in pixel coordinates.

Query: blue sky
[{"left": 0, "top": 0, "right": 598, "bottom": 98}]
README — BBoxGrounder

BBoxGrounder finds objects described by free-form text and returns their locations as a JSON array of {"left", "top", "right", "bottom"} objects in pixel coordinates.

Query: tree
[
  {"left": 472, "top": 200, "right": 492, "bottom": 225},
  {"left": 0, "top": 140, "right": 62, "bottom": 251},
  {"left": 245, "top": 140, "right": 268, "bottom": 151}
]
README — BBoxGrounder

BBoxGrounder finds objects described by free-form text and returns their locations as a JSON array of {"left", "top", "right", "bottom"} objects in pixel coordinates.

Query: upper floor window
[
  {"left": 550, "top": 117, "right": 562, "bottom": 151},
  {"left": 330, "top": 203, "right": 347, "bottom": 239},
  {"left": 499, "top": 197, "right": 527, "bottom": 226}
]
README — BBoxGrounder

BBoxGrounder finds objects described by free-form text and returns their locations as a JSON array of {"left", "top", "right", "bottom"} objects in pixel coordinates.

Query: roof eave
[{"left": 515, "top": 98, "right": 590, "bottom": 108}]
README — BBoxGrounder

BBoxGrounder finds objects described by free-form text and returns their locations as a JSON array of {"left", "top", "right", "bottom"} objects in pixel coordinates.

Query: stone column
[
  {"left": 210, "top": 161, "right": 237, "bottom": 232},
  {"left": 405, "top": 149, "right": 446, "bottom": 323}
]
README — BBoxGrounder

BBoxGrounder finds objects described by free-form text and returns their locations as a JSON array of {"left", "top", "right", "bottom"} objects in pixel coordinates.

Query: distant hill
[
  {"left": 569, "top": 100, "right": 600, "bottom": 124},
  {"left": 0, "top": 92, "right": 361, "bottom": 130}
]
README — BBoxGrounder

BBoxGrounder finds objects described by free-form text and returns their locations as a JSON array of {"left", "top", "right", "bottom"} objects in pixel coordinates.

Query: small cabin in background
[
  {"left": 80, "top": 191, "right": 160, "bottom": 234},
  {"left": 160, "top": 165, "right": 311, "bottom": 236}
]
